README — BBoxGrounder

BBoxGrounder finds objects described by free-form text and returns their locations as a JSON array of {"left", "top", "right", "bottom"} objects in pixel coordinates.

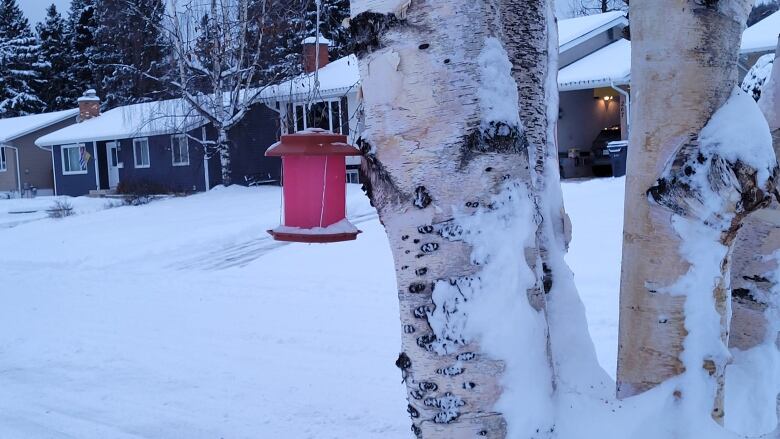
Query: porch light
[{"left": 265, "top": 128, "right": 362, "bottom": 243}]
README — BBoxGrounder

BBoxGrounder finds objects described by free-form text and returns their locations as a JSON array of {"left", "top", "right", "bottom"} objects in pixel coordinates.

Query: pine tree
[
  {"left": 65, "top": 0, "right": 98, "bottom": 100},
  {"left": 0, "top": 0, "right": 44, "bottom": 117},
  {"left": 93, "top": 0, "right": 172, "bottom": 108},
  {"left": 36, "top": 4, "right": 72, "bottom": 111},
  {"left": 305, "top": 0, "right": 349, "bottom": 60},
  {"left": 253, "top": 0, "right": 350, "bottom": 83}
]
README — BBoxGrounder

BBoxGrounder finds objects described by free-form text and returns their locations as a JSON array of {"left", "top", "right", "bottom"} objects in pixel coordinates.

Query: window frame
[
  {"left": 171, "top": 134, "right": 190, "bottom": 167},
  {"left": 292, "top": 99, "right": 346, "bottom": 134},
  {"left": 133, "top": 137, "right": 151, "bottom": 169},
  {"left": 0, "top": 147, "right": 6, "bottom": 172},
  {"left": 61, "top": 144, "right": 88, "bottom": 175}
]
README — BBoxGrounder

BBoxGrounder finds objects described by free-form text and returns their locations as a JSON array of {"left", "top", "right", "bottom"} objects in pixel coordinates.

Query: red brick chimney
[
  {"left": 77, "top": 89, "right": 100, "bottom": 121},
  {"left": 302, "top": 34, "right": 331, "bottom": 74}
]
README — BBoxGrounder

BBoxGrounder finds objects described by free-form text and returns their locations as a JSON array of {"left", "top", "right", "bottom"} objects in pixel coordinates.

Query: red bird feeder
[{"left": 265, "top": 129, "right": 362, "bottom": 243}]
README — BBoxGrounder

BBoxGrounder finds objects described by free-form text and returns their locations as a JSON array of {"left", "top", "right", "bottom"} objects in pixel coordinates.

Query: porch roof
[
  {"left": 741, "top": 11, "right": 780, "bottom": 55},
  {"left": 558, "top": 39, "right": 631, "bottom": 91},
  {"left": 0, "top": 109, "right": 78, "bottom": 144}
]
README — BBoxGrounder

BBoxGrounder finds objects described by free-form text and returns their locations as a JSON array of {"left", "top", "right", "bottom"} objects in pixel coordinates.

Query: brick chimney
[
  {"left": 77, "top": 89, "right": 100, "bottom": 121},
  {"left": 302, "top": 34, "right": 331, "bottom": 74}
]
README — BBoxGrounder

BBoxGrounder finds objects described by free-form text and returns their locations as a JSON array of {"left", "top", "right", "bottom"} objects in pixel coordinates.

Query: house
[
  {"left": 556, "top": 11, "right": 630, "bottom": 178},
  {"left": 555, "top": 10, "right": 779, "bottom": 179},
  {"left": 36, "top": 90, "right": 281, "bottom": 196},
  {"left": 35, "top": 38, "right": 361, "bottom": 197},
  {"left": 259, "top": 36, "right": 361, "bottom": 183},
  {"left": 0, "top": 109, "right": 79, "bottom": 196}
]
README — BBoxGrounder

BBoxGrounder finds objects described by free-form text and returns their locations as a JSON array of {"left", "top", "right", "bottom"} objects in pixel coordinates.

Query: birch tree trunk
[
  {"left": 617, "top": 0, "right": 776, "bottom": 424},
  {"left": 727, "top": 39, "right": 780, "bottom": 433},
  {"left": 350, "top": 1, "right": 558, "bottom": 437}
]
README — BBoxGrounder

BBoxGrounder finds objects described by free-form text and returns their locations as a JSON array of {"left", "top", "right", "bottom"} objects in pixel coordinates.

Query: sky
[{"left": 21, "top": 0, "right": 71, "bottom": 26}]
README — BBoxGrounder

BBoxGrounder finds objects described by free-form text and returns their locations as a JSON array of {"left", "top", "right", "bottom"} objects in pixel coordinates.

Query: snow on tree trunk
[
  {"left": 617, "top": 0, "right": 777, "bottom": 425},
  {"left": 218, "top": 128, "right": 232, "bottom": 186},
  {"left": 350, "top": 0, "right": 559, "bottom": 436},
  {"left": 726, "top": 39, "right": 780, "bottom": 435}
]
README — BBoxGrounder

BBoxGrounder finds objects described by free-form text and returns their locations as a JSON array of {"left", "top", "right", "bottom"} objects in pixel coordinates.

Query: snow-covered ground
[
  {"left": 0, "top": 180, "right": 625, "bottom": 438},
  {"left": 0, "top": 196, "right": 119, "bottom": 229}
]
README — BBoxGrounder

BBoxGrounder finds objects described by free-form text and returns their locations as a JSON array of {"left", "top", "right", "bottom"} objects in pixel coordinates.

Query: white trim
[
  {"left": 133, "top": 137, "right": 150, "bottom": 169},
  {"left": 61, "top": 144, "right": 89, "bottom": 175},
  {"left": 0, "top": 146, "right": 6, "bottom": 172},
  {"left": 93, "top": 141, "right": 99, "bottom": 189},
  {"left": 50, "top": 146, "right": 58, "bottom": 195},
  {"left": 171, "top": 134, "right": 190, "bottom": 166}
]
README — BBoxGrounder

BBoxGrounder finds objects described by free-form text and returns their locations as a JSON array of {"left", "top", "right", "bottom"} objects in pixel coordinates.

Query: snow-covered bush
[{"left": 47, "top": 200, "right": 74, "bottom": 218}]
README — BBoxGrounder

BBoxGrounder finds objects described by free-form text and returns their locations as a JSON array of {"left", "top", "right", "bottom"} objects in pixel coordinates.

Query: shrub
[{"left": 48, "top": 200, "right": 74, "bottom": 218}]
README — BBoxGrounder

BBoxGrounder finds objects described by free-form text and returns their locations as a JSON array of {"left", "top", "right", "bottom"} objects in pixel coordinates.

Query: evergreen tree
[
  {"left": 94, "top": 0, "right": 172, "bottom": 108},
  {"left": 36, "top": 4, "right": 73, "bottom": 111},
  {"left": 0, "top": 0, "right": 43, "bottom": 117},
  {"left": 65, "top": 0, "right": 98, "bottom": 99},
  {"left": 304, "top": 0, "right": 350, "bottom": 61},
  {"left": 252, "top": 0, "right": 350, "bottom": 83}
]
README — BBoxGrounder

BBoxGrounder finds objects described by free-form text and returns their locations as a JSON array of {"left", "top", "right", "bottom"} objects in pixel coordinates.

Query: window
[
  {"left": 61, "top": 144, "right": 89, "bottom": 175},
  {"left": 0, "top": 147, "right": 5, "bottom": 172},
  {"left": 346, "top": 169, "right": 359, "bottom": 184},
  {"left": 171, "top": 134, "right": 189, "bottom": 166},
  {"left": 292, "top": 99, "right": 348, "bottom": 134},
  {"left": 133, "top": 138, "right": 150, "bottom": 168}
]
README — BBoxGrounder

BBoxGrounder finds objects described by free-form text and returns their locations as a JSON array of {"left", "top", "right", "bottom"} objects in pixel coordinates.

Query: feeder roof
[{"left": 266, "top": 129, "right": 361, "bottom": 157}]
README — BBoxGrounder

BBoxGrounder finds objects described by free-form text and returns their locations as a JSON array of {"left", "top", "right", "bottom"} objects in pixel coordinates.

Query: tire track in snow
[{"left": 171, "top": 212, "right": 379, "bottom": 271}]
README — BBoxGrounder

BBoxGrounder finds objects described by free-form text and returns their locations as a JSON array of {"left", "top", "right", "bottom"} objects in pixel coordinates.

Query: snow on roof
[
  {"left": 303, "top": 34, "right": 332, "bottom": 45},
  {"left": 742, "top": 11, "right": 780, "bottom": 54},
  {"left": 36, "top": 56, "right": 361, "bottom": 147},
  {"left": 558, "top": 11, "right": 627, "bottom": 50},
  {"left": 36, "top": 99, "right": 206, "bottom": 147},
  {"left": 558, "top": 39, "right": 631, "bottom": 91},
  {"left": 259, "top": 55, "right": 360, "bottom": 102},
  {"left": 0, "top": 109, "right": 79, "bottom": 144}
]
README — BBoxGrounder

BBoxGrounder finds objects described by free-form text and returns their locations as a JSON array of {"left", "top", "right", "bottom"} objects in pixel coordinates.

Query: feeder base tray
[{"left": 267, "top": 228, "right": 362, "bottom": 243}]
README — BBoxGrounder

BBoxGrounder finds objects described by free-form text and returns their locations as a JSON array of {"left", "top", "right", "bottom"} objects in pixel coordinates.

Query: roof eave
[
  {"left": 559, "top": 15, "right": 629, "bottom": 53},
  {"left": 2, "top": 110, "right": 79, "bottom": 145},
  {"left": 36, "top": 122, "right": 209, "bottom": 147},
  {"left": 558, "top": 76, "right": 631, "bottom": 92}
]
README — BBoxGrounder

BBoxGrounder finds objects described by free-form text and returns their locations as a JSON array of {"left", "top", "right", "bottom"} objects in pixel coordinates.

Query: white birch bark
[
  {"left": 350, "top": 1, "right": 558, "bottom": 437},
  {"left": 617, "top": 0, "right": 776, "bottom": 425},
  {"left": 727, "top": 38, "right": 780, "bottom": 433}
]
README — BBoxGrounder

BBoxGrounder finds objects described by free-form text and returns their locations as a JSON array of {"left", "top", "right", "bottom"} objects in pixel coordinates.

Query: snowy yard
[{"left": 0, "top": 180, "right": 625, "bottom": 438}]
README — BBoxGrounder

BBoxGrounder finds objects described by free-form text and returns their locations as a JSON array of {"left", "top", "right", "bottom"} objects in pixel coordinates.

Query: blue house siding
[
  {"left": 52, "top": 142, "right": 99, "bottom": 197},
  {"left": 226, "top": 104, "right": 281, "bottom": 186},
  {"left": 204, "top": 104, "right": 281, "bottom": 187},
  {"left": 117, "top": 129, "right": 208, "bottom": 193},
  {"left": 49, "top": 103, "right": 281, "bottom": 196}
]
